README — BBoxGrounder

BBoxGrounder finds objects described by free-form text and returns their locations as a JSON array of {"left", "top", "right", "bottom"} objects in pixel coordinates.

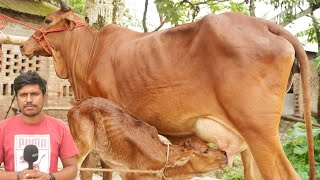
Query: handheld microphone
[{"left": 23, "top": 145, "right": 39, "bottom": 170}]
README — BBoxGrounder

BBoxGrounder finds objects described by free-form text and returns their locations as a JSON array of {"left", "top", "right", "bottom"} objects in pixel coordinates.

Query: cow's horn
[{"left": 60, "top": 0, "right": 71, "bottom": 12}]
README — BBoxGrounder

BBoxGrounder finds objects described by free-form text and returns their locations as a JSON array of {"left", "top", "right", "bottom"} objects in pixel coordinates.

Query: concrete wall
[
  {"left": 293, "top": 52, "right": 318, "bottom": 117},
  {"left": 283, "top": 93, "right": 294, "bottom": 115}
]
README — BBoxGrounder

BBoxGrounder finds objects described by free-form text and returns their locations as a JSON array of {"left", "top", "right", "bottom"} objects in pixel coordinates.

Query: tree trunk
[
  {"left": 270, "top": 2, "right": 320, "bottom": 26},
  {"left": 86, "top": 0, "right": 125, "bottom": 30},
  {"left": 311, "top": 13, "right": 320, "bottom": 123},
  {"left": 248, "top": 0, "right": 256, "bottom": 17},
  {"left": 111, "top": 0, "right": 125, "bottom": 25},
  {"left": 317, "top": 73, "right": 320, "bottom": 123}
]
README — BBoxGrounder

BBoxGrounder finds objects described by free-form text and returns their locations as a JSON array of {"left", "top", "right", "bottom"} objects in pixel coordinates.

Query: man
[{"left": 0, "top": 71, "right": 78, "bottom": 180}]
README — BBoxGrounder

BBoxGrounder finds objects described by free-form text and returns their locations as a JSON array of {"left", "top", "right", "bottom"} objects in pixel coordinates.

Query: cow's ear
[{"left": 64, "top": 14, "right": 77, "bottom": 30}]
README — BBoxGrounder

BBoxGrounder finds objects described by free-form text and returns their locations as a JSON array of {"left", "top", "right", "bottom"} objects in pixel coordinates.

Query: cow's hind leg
[
  {"left": 238, "top": 118, "right": 300, "bottom": 180},
  {"left": 193, "top": 117, "right": 298, "bottom": 180}
]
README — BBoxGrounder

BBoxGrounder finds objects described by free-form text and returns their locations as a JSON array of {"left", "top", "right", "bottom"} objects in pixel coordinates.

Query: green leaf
[
  {"left": 315, "top": 142, "right": 320, "bottom": 151},
  {"left": 298, "top": 171, "right": 309, "bottom": 180},
  {"left": 293, "top": 145, "right": 308, "bottom": 155}
]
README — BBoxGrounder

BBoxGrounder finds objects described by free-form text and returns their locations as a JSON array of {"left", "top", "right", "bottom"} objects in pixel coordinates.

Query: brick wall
[{"left": 44, "top": 58, "right": 73, "bottom": 121}]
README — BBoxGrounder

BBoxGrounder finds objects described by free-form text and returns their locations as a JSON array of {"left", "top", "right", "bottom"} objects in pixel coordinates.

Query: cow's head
[{"left": 21, "top": 0, "right": 83, "bottom": 79}]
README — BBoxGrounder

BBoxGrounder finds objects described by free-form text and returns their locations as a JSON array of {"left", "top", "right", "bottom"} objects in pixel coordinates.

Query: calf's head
[{"left": 165, "top": 138, "right": 227, "bottom": 177}]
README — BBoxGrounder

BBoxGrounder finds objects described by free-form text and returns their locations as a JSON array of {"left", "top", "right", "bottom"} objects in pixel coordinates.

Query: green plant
[
  {"left": 282, "top": 118, "right": 320, "bottom": 180},
  {"left": 215, "top": 155, "right": 244, "bottom": 180}
]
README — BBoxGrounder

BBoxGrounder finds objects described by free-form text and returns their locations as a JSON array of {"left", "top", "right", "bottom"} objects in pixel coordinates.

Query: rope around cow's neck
[
  {"left": 0, "top": 13, "right": 85, "bottom": 55},
  {"left": 79, "top": 144, "right": 171, "bottom": 179}
]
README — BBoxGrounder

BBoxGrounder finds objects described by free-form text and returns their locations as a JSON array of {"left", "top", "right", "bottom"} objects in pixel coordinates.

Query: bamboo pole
[
  {"left": 0, "top": 34, "right": 27, "bottom": 45},
  {"left": 281, "top": 115, "right": 320, "bottom": 128}
]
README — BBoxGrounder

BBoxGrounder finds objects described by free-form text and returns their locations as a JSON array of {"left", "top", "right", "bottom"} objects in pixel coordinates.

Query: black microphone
[{"left": 23, "top": 145, "right": 39, "bottom": 170}]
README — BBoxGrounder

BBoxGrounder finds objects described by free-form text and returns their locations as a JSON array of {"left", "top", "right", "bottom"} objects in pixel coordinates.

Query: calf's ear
[
  {"left": 69, "top": 98, "right": 81, "bottom": 106},
  {"left": 167, "top": 156, "right": 192, "bottom": 168},
  {"left": 183, "top": 138, "right": 192, "bottom": 147},
  {"left": 89, "top": 109, "right": 101, "bottom": 121}
]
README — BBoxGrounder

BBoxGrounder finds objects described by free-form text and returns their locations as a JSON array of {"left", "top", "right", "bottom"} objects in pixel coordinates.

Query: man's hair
[{"left": 13, "top": 71, "right": 47, "bottom": 95}]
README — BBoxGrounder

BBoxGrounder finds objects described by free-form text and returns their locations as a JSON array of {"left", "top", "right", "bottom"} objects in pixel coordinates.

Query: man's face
[{"left": 17, "top": 84, "right": 44, "bottom": 117}]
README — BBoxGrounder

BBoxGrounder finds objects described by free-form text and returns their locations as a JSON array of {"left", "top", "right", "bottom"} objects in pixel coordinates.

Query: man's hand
[{"left": 19, "top": 169, "right": 50, "bottom": 180}]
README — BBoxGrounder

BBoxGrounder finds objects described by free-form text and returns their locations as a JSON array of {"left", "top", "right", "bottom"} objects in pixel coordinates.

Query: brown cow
[
  {"left": 21, "top": 1, "right": 315, "bottom": 179},
  {"left": 67, "top": 97, "right": 227, "bottom": 180}
]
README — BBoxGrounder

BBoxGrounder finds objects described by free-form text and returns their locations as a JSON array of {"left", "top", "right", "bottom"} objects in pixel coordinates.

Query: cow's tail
[{"left": 266, "top": 20, "right": 316, "bottom": 180}]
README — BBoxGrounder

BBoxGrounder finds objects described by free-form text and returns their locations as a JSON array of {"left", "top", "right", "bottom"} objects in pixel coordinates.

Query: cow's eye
[
  {"left": 44, "top": 19, "right": 52, "bottom": 24},
  {"left": 202, "top": 149, "right": 209, "bottom": 154}
]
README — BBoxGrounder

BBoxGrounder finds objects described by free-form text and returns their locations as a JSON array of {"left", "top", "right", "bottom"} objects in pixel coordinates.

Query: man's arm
[
  {"left": 0, "top": 134, "right": 17, "bottom": 180},
  {"left": 51, "top": 155, "right": 78, "bottom": 180},
  {"left": 0, "top": 169, "right": 19, "bottom": 180},
  {"left": 18, "top": 156, "right": 78, "bottom": 180}
]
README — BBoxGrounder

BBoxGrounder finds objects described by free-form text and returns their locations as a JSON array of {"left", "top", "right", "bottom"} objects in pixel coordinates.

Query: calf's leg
[
  {"left": 101, "top": 161, "right": 113, "bottom": 180},
  {"left": 79, "top": 152, "right": 113, "bottom": 180},
  {"left": 68, "top": 116, "right": 95, "bottom": 179}
]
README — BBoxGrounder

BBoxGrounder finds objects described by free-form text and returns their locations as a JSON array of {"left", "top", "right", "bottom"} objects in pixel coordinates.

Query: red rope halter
[{"left": 0, "top": 13, "right": 85, "bottom": 55}]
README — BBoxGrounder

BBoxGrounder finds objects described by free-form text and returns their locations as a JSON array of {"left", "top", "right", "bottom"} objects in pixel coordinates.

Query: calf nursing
[
  {"left": 67, "top": 97, "right": 227, "bottom": 179},
  {"left": 21, "top": 1, "right": 315, "bottom": 178}
]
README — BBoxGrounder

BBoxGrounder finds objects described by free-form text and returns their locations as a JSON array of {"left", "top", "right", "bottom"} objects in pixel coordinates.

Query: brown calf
[{"left": 67, "top": 97, "right": 227, "bottom": 179}]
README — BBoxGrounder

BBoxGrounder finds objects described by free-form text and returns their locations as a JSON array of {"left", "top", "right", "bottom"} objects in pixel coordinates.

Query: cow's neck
[{"left": 60, "top": 26, "right": 98, "bottom": 99}]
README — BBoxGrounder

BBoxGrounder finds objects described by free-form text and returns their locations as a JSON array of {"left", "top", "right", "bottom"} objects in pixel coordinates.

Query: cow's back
[{"left": 88, "top": 12, "right": 294, "bottom": 136}]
